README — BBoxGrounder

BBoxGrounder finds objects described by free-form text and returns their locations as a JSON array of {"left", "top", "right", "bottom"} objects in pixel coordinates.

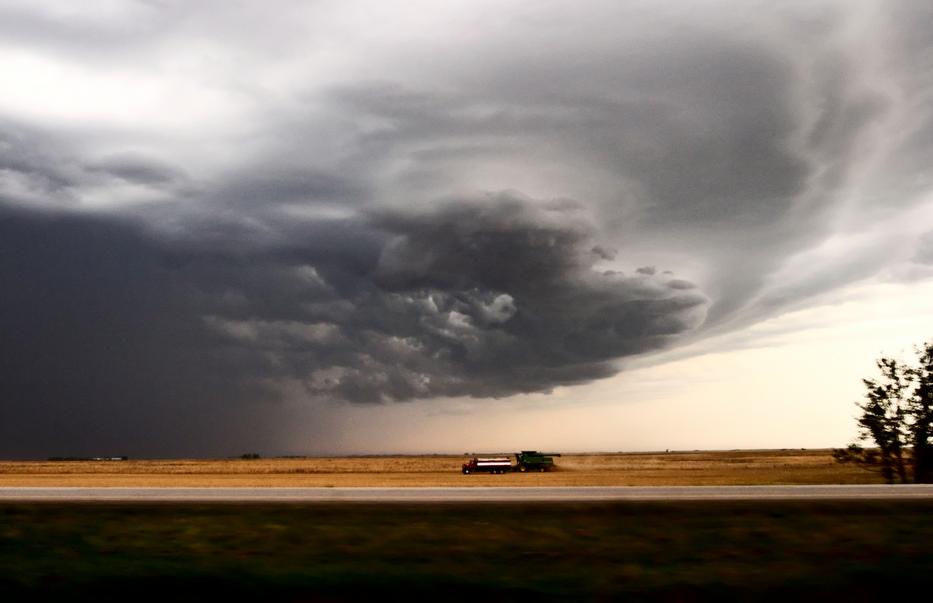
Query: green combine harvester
[
  {"left": 461, "top": 451, "right": 562, "bottom": 474},
  {"left": 514, "top": 450, "right": 561, "bottom": 472}
]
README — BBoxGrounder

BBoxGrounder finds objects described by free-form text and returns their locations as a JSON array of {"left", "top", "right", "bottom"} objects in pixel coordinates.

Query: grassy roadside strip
[{"left": 2, "top": 501, "right": 932, "bottom": 601}]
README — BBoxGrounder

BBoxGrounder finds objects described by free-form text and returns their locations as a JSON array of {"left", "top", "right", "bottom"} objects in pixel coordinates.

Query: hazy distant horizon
[{"left": 21, "top": 446, "right": 839, "bottom": 462}]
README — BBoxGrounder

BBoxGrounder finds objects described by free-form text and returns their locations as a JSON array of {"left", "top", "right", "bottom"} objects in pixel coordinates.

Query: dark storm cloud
[
  {"left": 313, "top": 26, "right": 894, "bottom": 331},
  {"left": 339, "top": 2, "right": 931, "bottom": 338},
  {"left": 350, "top": 194, "right": 707, "bottom": 399},
  {"left": 329, "top": 70, "right": 817, "bottom": 331},
  {"left": 3, "top": 1, "right": 933, "bottom": 455},
  {"left": 0, "top": 193, "right": 706, "bottom": 454}
]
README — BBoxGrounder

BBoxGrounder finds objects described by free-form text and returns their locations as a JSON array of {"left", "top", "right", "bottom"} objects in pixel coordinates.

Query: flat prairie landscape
[
  {"left": 0, "top": 449, "right": 882, "bottom": 487},
  {"left": 1, "top": 450, "right": 921, "bottom": 601}
]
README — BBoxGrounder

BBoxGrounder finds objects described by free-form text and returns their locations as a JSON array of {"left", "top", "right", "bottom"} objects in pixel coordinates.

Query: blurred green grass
[{"left": 2, "top": 501, "right": 933, "bottom": 601}]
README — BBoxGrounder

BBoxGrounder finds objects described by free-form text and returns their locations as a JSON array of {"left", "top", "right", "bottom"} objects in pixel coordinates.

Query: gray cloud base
[{"left": 0, "top": 195, "right": 705, "bottom": 455}]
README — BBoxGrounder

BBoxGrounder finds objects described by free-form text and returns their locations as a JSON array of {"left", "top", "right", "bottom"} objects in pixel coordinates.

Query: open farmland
[
  {"left": 0, "top": 449, "right": 882, "bottom": 487},
  {"left": 0, "top": 452, "right": 918, "bottom": 600}
]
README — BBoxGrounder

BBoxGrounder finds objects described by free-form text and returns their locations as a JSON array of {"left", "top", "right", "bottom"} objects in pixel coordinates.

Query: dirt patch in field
[{"left": 0, "top": 449, "right": 878, "bottom": 487}]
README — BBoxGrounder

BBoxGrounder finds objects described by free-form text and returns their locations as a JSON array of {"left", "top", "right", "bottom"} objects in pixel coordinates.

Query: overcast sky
[{"left": 2, "top": 0, "right": 933, "bottom": 458}]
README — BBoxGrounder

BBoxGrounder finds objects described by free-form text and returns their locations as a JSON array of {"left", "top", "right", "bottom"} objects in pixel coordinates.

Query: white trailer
[{"left": 462, "top": 456, "right": 512, "bottom": 474}]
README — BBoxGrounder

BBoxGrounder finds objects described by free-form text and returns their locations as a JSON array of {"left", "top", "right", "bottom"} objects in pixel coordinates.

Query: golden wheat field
[{"left": 0, "top": 449, "right": 880, "bottom": 487}]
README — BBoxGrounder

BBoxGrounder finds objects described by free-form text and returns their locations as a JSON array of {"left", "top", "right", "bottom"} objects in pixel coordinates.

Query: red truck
[{"left": 461, "top": 456, "right": 512, "bottom": 474}]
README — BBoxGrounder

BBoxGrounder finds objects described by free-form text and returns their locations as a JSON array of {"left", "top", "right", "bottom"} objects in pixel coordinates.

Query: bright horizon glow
[{"left": 266, "top": 279, "right": 933, "bottom": 456}]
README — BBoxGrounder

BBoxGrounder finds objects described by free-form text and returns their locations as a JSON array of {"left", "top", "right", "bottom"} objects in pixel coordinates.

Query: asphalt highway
[{"left": 3, "top": 485, "right": 933, "bottom": 502}]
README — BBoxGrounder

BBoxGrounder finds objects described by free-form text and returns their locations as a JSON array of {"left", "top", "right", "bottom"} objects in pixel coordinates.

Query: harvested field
[{"left": 0, "top": 449, "right": 881, "bottom": 487}]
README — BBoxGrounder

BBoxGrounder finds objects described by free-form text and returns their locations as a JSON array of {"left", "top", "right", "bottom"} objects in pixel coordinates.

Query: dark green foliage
[
  {"left": 911, "top": 343, "right": 933, "bottom": 483},
  {"left": 835, "top": 341, "right": 933, "bottom": 483}
]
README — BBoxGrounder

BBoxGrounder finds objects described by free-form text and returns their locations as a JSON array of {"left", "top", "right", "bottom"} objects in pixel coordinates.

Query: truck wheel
[
  {"left": 463, "top": 469, "right": 470, "bottom": 474},
  {"left": 539, "top": 467, "right": 546, "bottom": 472},
  {"left": 519, "top": 465, "right": 527, "bottom": 472}
]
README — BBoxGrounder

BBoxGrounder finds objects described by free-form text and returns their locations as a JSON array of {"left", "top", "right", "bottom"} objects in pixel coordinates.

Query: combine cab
[{"left": 514, "top": 450, "right": 561, "bottom": 472}]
